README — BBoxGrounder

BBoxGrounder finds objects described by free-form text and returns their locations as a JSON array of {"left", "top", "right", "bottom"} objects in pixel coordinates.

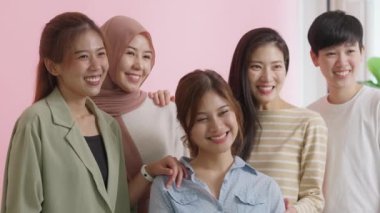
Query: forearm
[
  {"left": 128, "top": 172, "right": 151, "bottom": 207},
  {"left": 294, "top": 116, "right": 327, "bottom": 212},
  {"left": 293, "top": 194, "right": 324, "bottom": 213}
]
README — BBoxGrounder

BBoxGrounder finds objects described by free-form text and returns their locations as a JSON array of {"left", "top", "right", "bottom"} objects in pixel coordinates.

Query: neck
[
  {"left": 58, "top": 87, "right": 91, "bottom": 119},
  {"left": 327, "top": 83, "right": 362, "bottom": 104},
  {"left": 258, "top": 98, "right": 294, "bottom": 111},
  {"left": 191, "top": 151, "right": 234, "bottom": 171}
]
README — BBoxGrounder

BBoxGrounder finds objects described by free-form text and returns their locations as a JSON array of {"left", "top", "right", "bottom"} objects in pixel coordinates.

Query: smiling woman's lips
[{"left": 125, "top": 73, "right": 141, "bottom": 83}]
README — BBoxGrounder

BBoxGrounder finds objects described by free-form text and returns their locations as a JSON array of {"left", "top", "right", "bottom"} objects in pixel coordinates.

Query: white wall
[{"left": 301, "top": 0, "right": 328, "bottom": 106}]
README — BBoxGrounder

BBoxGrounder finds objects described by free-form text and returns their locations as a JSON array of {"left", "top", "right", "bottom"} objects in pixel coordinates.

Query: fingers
[
  {"left": 148, "top": 90, "right": 172, "bottom": 107},
  {"left": 146, "top": 156, "right": 187, "bottom": 188},
  {"left": 153, "top": 91, "right": 162, "bottom": 107},
  {"left": 148, "top": 92, "right": 154, "bottom": 99},
  {"left": 157, "top": 156, "right": 184, "bottom": 188},
  {"left": 162, "top": 90, "right": 170, "bottom": 106},
  {"left": 174, "top": 163, "right": 187, "bottom": 187},
  {"left": 284, "top": 198, "right": 289, "bottom": 209}
]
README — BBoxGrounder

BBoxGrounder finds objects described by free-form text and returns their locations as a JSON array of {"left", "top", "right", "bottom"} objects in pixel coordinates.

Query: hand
[
  {"left": 148, "top": 90, "right": 175, "bottom": 107},
  {"left": 145, "top": 155, "right": 187, "bottom": 188},
  {"left": 284, "top": 198, "right": 297, "bottom": 213}
]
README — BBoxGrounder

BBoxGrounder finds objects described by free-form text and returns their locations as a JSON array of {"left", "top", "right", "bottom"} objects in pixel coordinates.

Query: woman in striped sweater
[{"left": 228, "top": 28, "right": 327, "bottom": 213}]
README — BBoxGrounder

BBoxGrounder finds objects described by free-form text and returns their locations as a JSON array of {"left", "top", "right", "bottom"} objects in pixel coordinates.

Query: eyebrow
[
  {"left": 249, "top": 60, "right": 283, "bottom": 64},
  {"left": 196, "top": 104, "right": 229, "bottom": 115},
  {"left": 74, "top": 47, "right": 106, "bottom": 55},
  {"left": 127, "top": 45, "right": 153, "bottom": 54}
]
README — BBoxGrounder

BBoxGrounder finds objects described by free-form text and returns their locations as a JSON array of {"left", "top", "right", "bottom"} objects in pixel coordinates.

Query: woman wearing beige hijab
[{"left": 92, "top": 16, "right": 186, "bottom": 212}]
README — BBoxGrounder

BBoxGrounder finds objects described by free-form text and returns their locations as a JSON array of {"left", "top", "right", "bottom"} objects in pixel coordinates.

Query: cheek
[
  {"left": 351, "top": 57, "right": 362, "bottom": 66},
  {"left": 114, "top": 71, "right": 126, "bottom": 88},
  {"left": 227, "top": 114, "right": 238, "bottom": 131},
  {"left": 118, "top": 56, "right": 133, "bottom": 71},
  {"left": 142, "top": 62, "right": 152, "bottom": 76},
  {"left": 276, "top": 72, "right": 286, "bottom": 84},
  {"left": 248, "top": 72, "right": 258, "bottom": 83},
  {"left": 189, "top": 126, "right": 202, "bottom": 145},
  {"left": 101, "top": 58, "right": 109, "bottom": 70},
  {"left": 248, "top": 73, "right": 259, "bottom": 91}
]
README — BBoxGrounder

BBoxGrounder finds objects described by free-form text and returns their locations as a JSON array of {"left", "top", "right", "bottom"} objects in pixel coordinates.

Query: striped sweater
[{"left": 248, "top": 107, "right": 327, "bottom": 213}]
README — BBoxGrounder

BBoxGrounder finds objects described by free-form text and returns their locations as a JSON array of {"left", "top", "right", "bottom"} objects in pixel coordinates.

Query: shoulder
[
  {"left": 277, "top": 107, "right": 326, "bottom": 126},
  {"left": 144, "top": 98, "right": 177, "bottom": 112},
  {"left": 361, "top": 86, "right": 380, "bottom": 104},
  {"left": 307, "top": 96, "right": 327, "bottom": 112},
  {"left": 233, "top": 156, "right": 274, "bottom": 185},
  {"left": 293, "top": 107, "right": 326, "bottom": 125},
  {"left": 16, "top": 99, "right": 50, "bottom": 127},
  {"left": 234, "top": 156, "right": 282, "bottom": 187}
]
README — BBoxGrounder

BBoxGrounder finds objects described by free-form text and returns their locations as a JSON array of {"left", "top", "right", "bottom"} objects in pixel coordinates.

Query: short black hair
[{"left": 308, "top": 10, "right": 363, "bottom": 55}]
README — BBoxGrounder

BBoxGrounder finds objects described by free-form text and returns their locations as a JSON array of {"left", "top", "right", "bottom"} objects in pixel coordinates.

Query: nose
[
  {"left": 132, "top": 56, "right": 142, "bottom": 70},
  {"left": 209, "top": 116, "right": 223, "bottom": 132},
  {"left": 336, "top": 52, "right": 348, "bottom": 67},
  {"left": 260, "top": 67, "right": 272, "bottom": 81},
  {"left": 90, "top": 57, "right": 101, "bottom": 70}
]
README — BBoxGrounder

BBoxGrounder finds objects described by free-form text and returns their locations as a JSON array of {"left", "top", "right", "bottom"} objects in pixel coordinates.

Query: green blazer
[{"left": 1, "top": 88, "right": 130, "bottom": 213}]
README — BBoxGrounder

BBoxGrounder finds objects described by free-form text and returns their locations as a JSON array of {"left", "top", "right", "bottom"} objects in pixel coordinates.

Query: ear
[
  {"left": 44, "top": 58, "right": 60, "bottom": 76},
  {"left": 310, "top": 50, "right": 319, "bottom": 67},
  {"left": 360, "top": 46, "right": 365, "bottom": 60}
]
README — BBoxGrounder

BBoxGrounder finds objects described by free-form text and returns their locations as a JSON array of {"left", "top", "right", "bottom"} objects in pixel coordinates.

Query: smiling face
[
  {"left": 189, "top": 90, "right": 238, "bottom": 157},
  {"left": 51, "top": 29, "right": 108, "bottom": 100},
  {"left": 247, "top": 43, "right": 287, "bottom": 110},
  {"left": 114, "top": 34, "right": 153, "bottom": 93},
  {"left": 311, "top": 41, "right": 363, "bottom": 92}
]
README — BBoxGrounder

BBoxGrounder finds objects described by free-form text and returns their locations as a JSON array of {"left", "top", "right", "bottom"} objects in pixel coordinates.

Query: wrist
[{"left": 140, "top": 164, "right": 154, "bottom": 182}]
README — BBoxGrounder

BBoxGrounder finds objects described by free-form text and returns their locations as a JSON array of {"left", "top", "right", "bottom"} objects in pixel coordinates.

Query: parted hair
[
  {"left": 175, "top": 69, "right": 244, "bottom": 157},
  {"left": 34, "top": 12, "right": 106, "bottom": 102}
]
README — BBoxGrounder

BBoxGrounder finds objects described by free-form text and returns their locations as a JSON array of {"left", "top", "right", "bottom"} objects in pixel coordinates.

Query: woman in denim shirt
[{"left": 149, "top": 70, "right": 285, "bottom": 213}]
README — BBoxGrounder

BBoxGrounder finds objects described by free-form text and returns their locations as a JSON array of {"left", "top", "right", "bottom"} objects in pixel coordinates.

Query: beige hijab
[{"left": 92, "top": 16, "right": 156, "bottom": 183}]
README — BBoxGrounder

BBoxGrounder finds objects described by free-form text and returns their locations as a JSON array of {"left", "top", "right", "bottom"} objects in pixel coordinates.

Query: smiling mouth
[
  {"left": 84, "top": 75, "right": 102, "bottom": 85},
  {"left": 208, "top": 131, "right": 230, "bottom": 144},
  {"left": 333, "top": 70, "right": 350, "bottom": 77},
  {"left": 257, "top": 86, "right": 274, "bottom": 94},
  {"left": 126, "top": 73, "right": 141, "bottom": 82}
]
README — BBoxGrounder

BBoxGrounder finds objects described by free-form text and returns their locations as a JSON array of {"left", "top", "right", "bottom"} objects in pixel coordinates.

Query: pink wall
[{"left": 0, "top": 0, "right": 301, "bottom": 204}]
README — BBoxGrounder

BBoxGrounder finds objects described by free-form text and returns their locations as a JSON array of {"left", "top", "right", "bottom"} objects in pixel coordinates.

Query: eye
[
  {"left": 325, "top": 51, "right": 336, "bottom": 57},
  {"left": 218, "top": 109, "right": 229, "bottom": 116},
  {"left": 98, "top": 50, "right": 107, "bottom": 57},
  {"left": 126, "top": 50, "right": 135, "bottom": 56},
  {"left": 195, "top": 116, "right": 208, "bottom": 122},
  {"left": 143, "top": 54, "right": 152, "bottom": 60},
  {"left": 347, "top": 49, "right": 356, "bottom": 54},
  {"left": 78, "top": 54, "right": 89, "bottom": 60},
  {"left": 249, "top": 64, "right": 262, "bottom": 71},
  {"left": 273, "top": 64, "right": 283, "bottom": 70}
]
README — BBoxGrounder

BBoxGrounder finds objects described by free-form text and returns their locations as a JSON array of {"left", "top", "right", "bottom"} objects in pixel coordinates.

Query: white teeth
[
  {"left": 334, "top": 71, "right": 349, "bottom": 77},
  {"left": 210, "top": 132, "right": 227, "bottom": 140},
  {"left": 84, "top": 76, "right": 100, "bottom": 82},
  {"left": 257, "top": 86, "right": 273, "bottom": 92}
]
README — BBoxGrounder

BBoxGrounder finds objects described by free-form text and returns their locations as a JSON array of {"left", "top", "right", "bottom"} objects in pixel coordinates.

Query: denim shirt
[{"left": 149, "top": 156, "right": 285, "bottom": 213}]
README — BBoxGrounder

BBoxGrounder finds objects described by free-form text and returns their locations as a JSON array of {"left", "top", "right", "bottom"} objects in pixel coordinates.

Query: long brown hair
[
  {"left": 34, "top": 12, "right": 106, "bottom": 102},
  {"left": 175, "top": 69, "right": 244, "bottom": 157},
  {"left": 228, "top": 27, "right": 289, "bottom": 160}
]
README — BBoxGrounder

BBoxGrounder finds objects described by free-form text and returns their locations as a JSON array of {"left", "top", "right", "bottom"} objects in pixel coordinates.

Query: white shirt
[
  {"left": 121, "top": 98, "right": 186, "bottom": 163},
  {"left": 308, "top": 86, "right": 380, "bottom": 213}
]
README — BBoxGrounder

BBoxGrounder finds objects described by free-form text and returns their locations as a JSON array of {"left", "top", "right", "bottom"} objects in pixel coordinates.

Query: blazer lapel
[
  {"left": 46, "top": 88, "right": 113, "bottom": 210},
  {"left": 90, "top": 100, "right": 120, "bottom": 212},
  {"left": 65, "top": 127, "right": 111, "bottom": 206}
]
